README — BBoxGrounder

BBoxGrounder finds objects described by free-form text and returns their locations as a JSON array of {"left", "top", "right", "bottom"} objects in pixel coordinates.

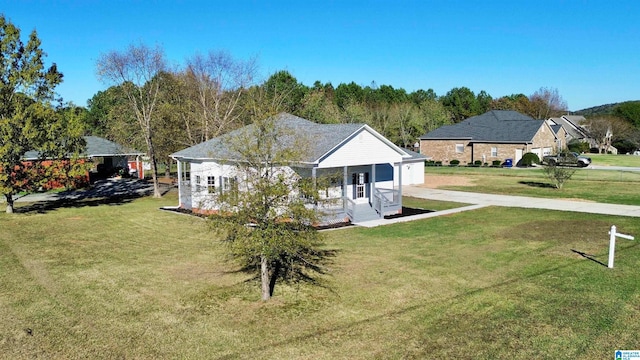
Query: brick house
[
  {"left": 419, "top": 110, "right": 564, "bottom": 166},
  {"left": 23, "top": 136, "right": 145, "bottom": 187}
]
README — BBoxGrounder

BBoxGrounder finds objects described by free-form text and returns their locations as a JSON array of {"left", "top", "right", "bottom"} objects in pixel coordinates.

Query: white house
[{"left": 170, "top": 113, "right": 426, "bottom": 223}]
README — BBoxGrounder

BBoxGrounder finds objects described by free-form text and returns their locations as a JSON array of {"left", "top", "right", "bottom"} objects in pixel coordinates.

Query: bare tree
[
  {"left": 529, "top": 87, "right": 568, "bottom": 119},
  {"left": 543, "top": 163, "right": 576, "bottom": 189},
  {"left": 585, "top": 116, "right": 635, "bottom": 153},
  {"left": 183, "top": 51, "right": 257, "bottom": 142},
  {"left": 96, "top": 43, "right": 167, "bottom": 197}
]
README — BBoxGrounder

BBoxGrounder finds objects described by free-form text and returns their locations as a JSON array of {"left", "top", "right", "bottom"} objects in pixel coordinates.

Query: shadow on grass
[
  {"left": 14, "top": 179, "right": 173, "bottom": 214},
  {"left": 15, "top": 195, "right": 140, "bottom": 214},
  {"left": 570, "top": 249, "right": 608, "bottom": 267},
  {"left": 215, "top": 244, "right": 638, "bottom": 359},
  {"left": 519, "top": 181, "right": 556, "bottom": 189}
]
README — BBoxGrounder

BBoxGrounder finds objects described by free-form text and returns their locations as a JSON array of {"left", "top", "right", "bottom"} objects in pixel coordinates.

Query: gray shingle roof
[
  {"left": 23, "top": 136, "right": 143, "bottom": 160},
  {"left": 83, "top": 136, "right": 144, "bottom": 156},
  {"left": 419, "top": 110, "right": 544, "bottom": 143},
  {"left": 171, "top": 113, "right": 370, "bottom": 163},
  {"left": 401, "top": 147, "right": 429, "bottom": 161},
  {"left": 548, "top": 116, "right": 589, "bottom": 139}
]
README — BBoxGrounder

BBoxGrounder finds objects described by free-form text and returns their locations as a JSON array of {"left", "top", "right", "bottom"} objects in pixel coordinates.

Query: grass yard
[
  {"left": 589, "top": 153, "right": 640, "bottom": 167},
  {"left": 1, "top": 190, "right": 639, "bottom": 358},
  {"left": 424, "top": 166, "right": 640, "bottom": 205}
]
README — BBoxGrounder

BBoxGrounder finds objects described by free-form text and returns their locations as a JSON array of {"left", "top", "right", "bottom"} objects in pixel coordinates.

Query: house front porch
[{"left": 309, "top": 162, "right": 403, "bottom": 224}]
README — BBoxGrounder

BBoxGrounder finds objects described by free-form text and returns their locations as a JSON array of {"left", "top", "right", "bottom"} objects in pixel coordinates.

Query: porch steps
[{"left": 352, "top": 203, "right": 381, "bottom": 222}]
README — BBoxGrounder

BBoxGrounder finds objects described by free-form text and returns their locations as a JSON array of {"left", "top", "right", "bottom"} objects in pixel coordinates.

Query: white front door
[
  {"left": 353, "top": 172, "right": 369, "bottom": 204},
  {"left": 515, "top": 149, "right": 523, "bottom": 166}
]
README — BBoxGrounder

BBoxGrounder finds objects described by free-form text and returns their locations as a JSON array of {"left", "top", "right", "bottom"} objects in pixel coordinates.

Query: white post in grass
[{"left": 608, "top": 225, "right": 635, "bottom": 269}]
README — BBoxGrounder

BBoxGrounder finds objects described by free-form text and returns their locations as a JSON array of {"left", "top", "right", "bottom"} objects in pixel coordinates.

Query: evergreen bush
[{"left": 520, "top": 152, "right": 540, "bottom": 167}]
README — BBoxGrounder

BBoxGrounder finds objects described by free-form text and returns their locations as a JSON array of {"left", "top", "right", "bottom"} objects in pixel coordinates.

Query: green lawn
[
  {"left": 590, "top": 153, "right": 640, "bottom": 167},
  {"left": 425, "top": 166, "right": 640, "bottom": 205},
  {"left": 1, "top": 190, "right": 639, "bottom": 358}
]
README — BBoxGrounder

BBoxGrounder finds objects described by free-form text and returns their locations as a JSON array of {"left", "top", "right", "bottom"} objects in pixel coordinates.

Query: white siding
[
  {"left": 401, "top": 161, "right": 425, "bottom": 185},
  {"left": 189, "top": 161, "right": 238, "bottom": 211},
  {"left": 318, "top": 129, "right": 404, "bottom": 168}
]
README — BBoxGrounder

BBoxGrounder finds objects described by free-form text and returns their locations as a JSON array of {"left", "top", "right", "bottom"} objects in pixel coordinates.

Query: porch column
[
  {"left": 311, "top": 167, "right": 317, "bottom": 188},
  {"left": 343, "top": 166, "right": 348, "bottom": 212},
  {"left": 176, "top": 159, "right": 182, "bottom": 206},
  {"left": 371, "top": 163, "right": 376, "bottom": 202},
  {"left": 397, "top": 162, "right": 403, "bottom": 204},
  {"left": 311, "top": 167, "right": 317, "bottom": 210}
]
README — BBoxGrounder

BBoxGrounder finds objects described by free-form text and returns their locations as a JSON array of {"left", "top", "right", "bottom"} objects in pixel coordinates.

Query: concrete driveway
[
  {"left": 403, "top": 186, "right": 640, "bottom": 218},
  {"left": 352, "top": 186, "right": 640, "bottom": 228},
  {"left": 5, "top": 178, "right": 158, "bottom": 204}
]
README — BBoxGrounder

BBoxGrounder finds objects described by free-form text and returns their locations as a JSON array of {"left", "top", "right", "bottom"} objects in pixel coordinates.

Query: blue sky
[{"left": 2, "top": 0, "right": 639, "bottom": 111}]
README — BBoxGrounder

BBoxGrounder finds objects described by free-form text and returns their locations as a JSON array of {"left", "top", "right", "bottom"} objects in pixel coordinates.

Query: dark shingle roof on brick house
[{"left": 419, "top": 110, "right": 546, "bottom": 143}]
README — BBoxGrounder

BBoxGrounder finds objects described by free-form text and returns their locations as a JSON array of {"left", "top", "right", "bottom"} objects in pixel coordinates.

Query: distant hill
[{"left": 574, "top": 100, "right": 640, "bottom": 117}]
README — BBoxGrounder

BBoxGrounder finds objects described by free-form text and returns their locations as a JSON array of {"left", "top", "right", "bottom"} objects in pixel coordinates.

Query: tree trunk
[
  {"left": 164, "top": 160, "right": 171, "bottom": 178},
  {"left": 260, "top": 255, "right": 271, "bottom": 301},
  {"left": 145, "top": 133, "right": 162, "bottom": 198},
  {"left": 5, "top": 193, "right": 14, "bottom": 214}
]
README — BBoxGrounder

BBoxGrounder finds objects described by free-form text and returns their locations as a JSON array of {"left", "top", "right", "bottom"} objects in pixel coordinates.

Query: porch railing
[
  {"left": 345, "top": 197, "right": 356, "bottom": 220},
  {"left": 373, "top": 188, "right": 401, "bottom": 216}
]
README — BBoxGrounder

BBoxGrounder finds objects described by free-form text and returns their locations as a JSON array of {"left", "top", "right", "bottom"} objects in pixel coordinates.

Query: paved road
[
  {"left": 403, "top": 186, "right": 640, "bottom": 218},
  {"left": 590, "top": 165, "right": 640, "bottom": 172}
]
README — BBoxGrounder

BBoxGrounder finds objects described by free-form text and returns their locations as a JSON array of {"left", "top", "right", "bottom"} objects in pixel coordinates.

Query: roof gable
[{"left": 317, "top": 126, "right": 408, "bottom": 168}]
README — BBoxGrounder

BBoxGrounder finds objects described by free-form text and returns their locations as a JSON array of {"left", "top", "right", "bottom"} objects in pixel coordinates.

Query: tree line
[
  {"left": 84, "top": 43, "right": 606, "bottom": 195},
  {"left": 3, "top": 26, "right": 640, "bottom": 212}
]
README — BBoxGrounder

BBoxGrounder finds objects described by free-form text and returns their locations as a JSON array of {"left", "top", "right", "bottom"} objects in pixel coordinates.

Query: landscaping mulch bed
[{"left": 384, "top": 206, "right": 434, "bottom": 219}]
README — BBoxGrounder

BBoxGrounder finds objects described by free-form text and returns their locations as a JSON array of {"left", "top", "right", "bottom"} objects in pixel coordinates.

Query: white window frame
[
  {"left": 220, "top": 176, "right": 238, "bottom": 194},
  {"left": 180, "top": 162, "right": 190, "bottom": 181},
  {"left": 491, "top": 147, "right": 498, "bottom": 157},
  {"left": 207, "top": 176, "right": 216, "bottom": 194},
  {"left": 195, "top": 175, "right": 202, "bottom": 192},
  {"left": 455, "top": 144, "right": 464, "bottom": 153}
]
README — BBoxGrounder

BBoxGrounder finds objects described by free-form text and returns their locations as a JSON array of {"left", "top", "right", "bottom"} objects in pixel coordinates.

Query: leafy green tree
[
  {"left": 409, "top": 88, "right": 437, "bottom": 105},
  {"left": 262, "top": 70, "right": 307, "bottom": 115},
  {"left": 209, "top": 110, "right": 331, "bottom": 301},
  {"left": 476, "top": 90, "right": 493, "bottom": 114},
  {"left": 417, "top": 98, "right": 452, "bottom": 133},
  {"left": 0, "top": 15, "right": 65, "bottom": 213},
  {"left": 440, "top": 87, "right": 480, "bottom": 122},
  {"left": 153, "top": 71, "right": 195, "bottom": 176},
  {"left": 85, "top": 86, "right": 130, "bottom": 137},
  {"left": 46, "top": 105, "right": 90, "bottom": 189},
  {"left": 97, "top": 43, "right": 167, "bottom": 198},
  {"left": 299, "top": 86, "right": 342, "bottom": 124},
  {"left": 613, "top": 101, "right": 640, "bottom": 128},
  {"left": 490, "top": 93, "right": 533, "bottom": 116},
  {"left": 335, "top": 82, "right": 365, "bottom": 109},
  {"left": 370, "top": 84, "right": 408, "bottom": 105},
  {"left": 388, "top": 102, "right": 423, "bottom": 147},
  {"left": 342, "top": 101, "right": 373, "bottom": 125}
]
